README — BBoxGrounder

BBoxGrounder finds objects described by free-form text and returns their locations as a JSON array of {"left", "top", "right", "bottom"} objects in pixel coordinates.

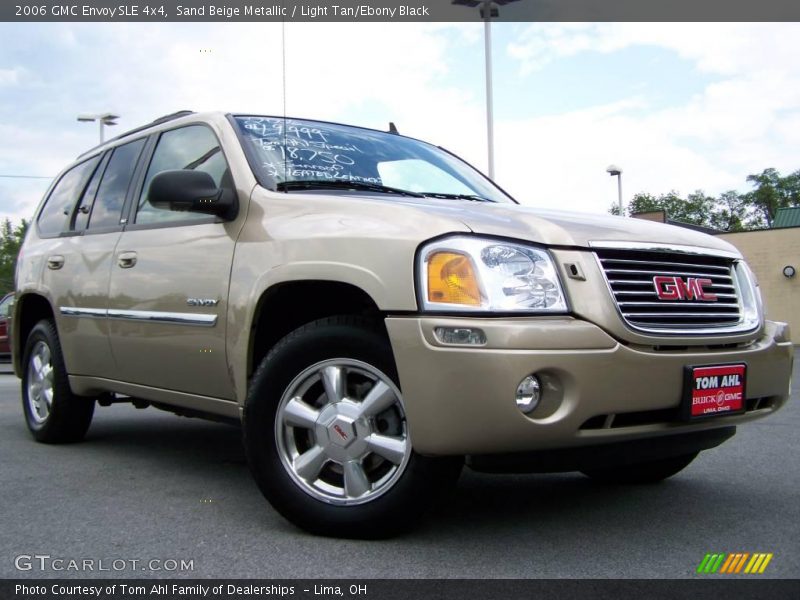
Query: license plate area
[{"left": 682, "top": 363, "right": 747, "bottom": 420}]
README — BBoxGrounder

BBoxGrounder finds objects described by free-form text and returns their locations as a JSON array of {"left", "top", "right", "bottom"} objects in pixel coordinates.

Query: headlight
[
  {"left": 418, "top": 236, "right": 568, "bottom": 312},
  {"left": 733, "top": 260, "right": 764, "bottom": 329}
]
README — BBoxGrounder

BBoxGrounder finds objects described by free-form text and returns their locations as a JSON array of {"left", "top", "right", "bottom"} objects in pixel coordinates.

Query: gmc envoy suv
[{"left": 12, "top": 111, "right": 793, "bottom": 537}]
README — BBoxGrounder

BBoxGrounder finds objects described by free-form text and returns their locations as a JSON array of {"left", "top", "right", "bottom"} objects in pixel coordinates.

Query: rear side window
[
  {"left": 72, "top": 153, "right": 109, "bottom": 232},
  {"left": 136, "top": 125, "right": 229, "bottom": 225},
  {"left": 37, "top": 156, "right": 100, "bottom": 236},
  {"left": 87, "top": 138, "right": 146, "bottom": 230}
]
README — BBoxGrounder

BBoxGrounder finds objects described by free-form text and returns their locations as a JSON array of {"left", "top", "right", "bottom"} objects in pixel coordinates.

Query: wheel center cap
[
  {"left": 316, "top": 401, "right": 370, "bottom": 460},
  {"left": 327, "top": 416, "right": 356, "bottom": 448}
]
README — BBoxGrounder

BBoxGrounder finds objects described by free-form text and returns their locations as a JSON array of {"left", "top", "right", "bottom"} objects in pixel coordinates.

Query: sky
[{"left": 2, "top": 21, "right": 800, "bottom": 223}]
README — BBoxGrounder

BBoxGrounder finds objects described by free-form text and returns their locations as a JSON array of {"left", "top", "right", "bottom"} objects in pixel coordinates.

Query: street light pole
[
  {"left": 452, "top": 1, "right": 519, "bottom": 180},
  {"left": 606, "top": 164, "right": 623, "bottom": 216},
  {"left": 482, "top": 2, "right": 495, "bottom": 180},
  {"left": 77, "top": 113, "right": 120, "bottom": 143}
]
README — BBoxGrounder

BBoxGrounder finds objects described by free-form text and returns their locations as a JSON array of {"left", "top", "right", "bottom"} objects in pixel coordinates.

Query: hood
[{"left": 386, "top": 198, "right": 740, "bottom": 256}]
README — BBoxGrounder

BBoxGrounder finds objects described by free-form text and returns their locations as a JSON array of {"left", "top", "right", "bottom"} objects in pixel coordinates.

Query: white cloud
[
  {"left": 508, "top": 23, "right": 800, "bottom": 77},
  {"left": 499, "top": 23, "right": 800, "bottom": 213},
  {"left": 0, "top": 67, "right": 24, "bottom": 86},
  {"left": 3, "top": 22, "right": 800, "bottom": 224},
  {"left": 0, "top": 22, "right": 486, "bottom": 221}
]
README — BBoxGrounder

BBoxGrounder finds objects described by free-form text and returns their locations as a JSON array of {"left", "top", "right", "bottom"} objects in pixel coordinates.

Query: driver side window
[{"left": 136, "top": 125, "right": 229, "bottom": 225}]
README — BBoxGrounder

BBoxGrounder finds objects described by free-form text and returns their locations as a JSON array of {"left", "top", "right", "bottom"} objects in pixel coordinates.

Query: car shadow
[
  {"left": 86, "top": 407, "right": 248, "bottom": 465},
  {"left": 74, "top": 405, "right": 755, "bottom": 544}
]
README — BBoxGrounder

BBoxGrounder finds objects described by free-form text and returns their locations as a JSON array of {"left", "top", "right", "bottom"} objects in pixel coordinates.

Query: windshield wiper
[
  {"left": 419, "top": 192, "right": 496, "bottom": 203},
  {"left": 277, "top": 180, "right": 425, "bottom": 198}
]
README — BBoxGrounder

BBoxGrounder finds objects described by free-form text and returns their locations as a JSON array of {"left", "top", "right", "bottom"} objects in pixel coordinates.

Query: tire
[
  {"left": 243, "top": 316, "right": 462, "bottom": 538},
  {"left": 581, "top": 452, "right": 698, "bottom": 484},
  {"left": 21, "top": 319, "right": 95, "bottom": 443}
]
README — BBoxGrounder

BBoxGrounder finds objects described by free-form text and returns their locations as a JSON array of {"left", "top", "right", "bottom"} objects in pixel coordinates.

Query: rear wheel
[
  {"left": 581, "top": 452, "right": 698, "bottom": 484},
  {"left": 243, "top": 316, "right": 461, "bottom": 538},
  {"left": 21, "top": 320, "right": 94, "bottom": 443}
]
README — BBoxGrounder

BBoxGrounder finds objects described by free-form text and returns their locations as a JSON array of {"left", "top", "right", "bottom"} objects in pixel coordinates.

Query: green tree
[
  {"left": 0, "top": 218, "right": 29, "bottom": 294},
  {"left": 614, "top": 190, "right": 723, "bottom": 229},
  {"left": 709, "top": 191, "right": 749, "bottom": 232},
  {"left": 610, "top": 166, "right": 800, "bottom": 231},
  {"left": 744, "top": 168, "right": 800, "bottom": 227}
]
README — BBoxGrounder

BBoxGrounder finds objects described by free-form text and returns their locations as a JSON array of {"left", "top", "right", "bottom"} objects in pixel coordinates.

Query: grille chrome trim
[
  {"left": 589, "top": 240, "right": 740, "bottom": 259},
  {"left": 617, "top": 302, "right": 740, "bottom": 308},
  {"left": 593, "top": 246, "right": 758, "bottom": 336},
  {"left": 602, "top": 267, "right": 734, "bottom": 279},
  {"left": 613, "top": 290, "right": 738, "bottom": 298},
  {"left": 625, "top": 312, "right": 743, "bottom": 318},
  {"left": 607, "top": 279, "right": 657, "bottom": 285},
  {"left": 598, "top": 257, "right": 732, "bottom": 271}
]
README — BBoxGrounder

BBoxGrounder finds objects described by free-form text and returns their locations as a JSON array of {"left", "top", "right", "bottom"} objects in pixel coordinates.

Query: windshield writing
[{"left": 234, "top": 116, "right": 512, "bottom": 203}]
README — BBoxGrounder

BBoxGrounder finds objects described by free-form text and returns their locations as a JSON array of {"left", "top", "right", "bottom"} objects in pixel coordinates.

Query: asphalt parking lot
[{"left": 0, "top": 353, "right": 797, "bottom": 580}]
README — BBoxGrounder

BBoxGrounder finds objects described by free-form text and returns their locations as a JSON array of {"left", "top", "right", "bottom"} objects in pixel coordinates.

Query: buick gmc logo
[{"left": 653, "top": 276, "right": 718, "bottom": 301}]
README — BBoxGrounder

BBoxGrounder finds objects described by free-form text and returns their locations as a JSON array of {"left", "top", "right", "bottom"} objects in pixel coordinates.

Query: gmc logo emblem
[{"left": 653, "top": 276, "right": 718, "bottom": 301}]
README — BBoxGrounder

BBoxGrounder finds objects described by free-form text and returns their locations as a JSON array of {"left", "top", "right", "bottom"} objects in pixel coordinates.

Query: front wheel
[
  {"left": 21, "top": 319, "right": 95, "bottom": 443},
  {"left": 243, "top": 316, "right": 461, "bottom": 538},
  {"left": 581, "top": 452, "right": 698, "bottom": 484}
]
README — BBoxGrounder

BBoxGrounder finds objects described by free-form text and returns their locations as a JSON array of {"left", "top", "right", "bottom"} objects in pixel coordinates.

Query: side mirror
[{"left": 147, "top": 170, "right": 237, "bottom": 220}]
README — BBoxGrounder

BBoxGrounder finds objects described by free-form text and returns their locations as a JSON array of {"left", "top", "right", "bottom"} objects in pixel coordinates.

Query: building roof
[{"left": 773, "top": 206, "right": 800, "bottom": 229}]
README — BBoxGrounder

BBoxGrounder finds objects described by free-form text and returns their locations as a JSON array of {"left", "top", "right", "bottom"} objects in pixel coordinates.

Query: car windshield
[{"left": 233, "top": 116, "right": 514, "bottom": 203}]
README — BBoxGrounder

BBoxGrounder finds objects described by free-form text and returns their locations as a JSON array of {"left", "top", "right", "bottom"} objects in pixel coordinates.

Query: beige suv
[{"left": 12, "top": 111, "right": 793, "bottom": 538}]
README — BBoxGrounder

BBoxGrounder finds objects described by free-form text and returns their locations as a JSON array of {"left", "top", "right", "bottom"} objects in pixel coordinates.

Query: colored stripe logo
[{"left": 697, "top": 553, "right": 773, "bottom": 574}]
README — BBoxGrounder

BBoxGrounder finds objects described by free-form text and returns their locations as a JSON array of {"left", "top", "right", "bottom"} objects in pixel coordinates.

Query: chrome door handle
[
  {"left": 117, "top": 251, "right": 138, "bottom": 269},
  {"left": 47, "top": 255, "right": 65, "bottom": 270}
]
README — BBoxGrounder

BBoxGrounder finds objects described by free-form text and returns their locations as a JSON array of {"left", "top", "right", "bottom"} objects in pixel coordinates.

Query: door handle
[
  {"left": 47, "top": 255, "right": 65, "bottom": 270},
  {"left": 117, "top": 251, "right": 138, "bottom": 269}
]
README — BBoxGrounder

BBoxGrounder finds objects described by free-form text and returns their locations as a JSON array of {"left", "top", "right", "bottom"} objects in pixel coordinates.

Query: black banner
[
  {"left": 2, "top": 579, "right": 800, "bottom": 600},
  {"left": 3, "top": 0, "right": 800, "bottom": 23}
]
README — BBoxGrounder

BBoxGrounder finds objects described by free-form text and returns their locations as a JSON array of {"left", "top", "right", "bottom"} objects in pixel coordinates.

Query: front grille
[{"left": 595, "top": 248, "right": 744, "bottom": 334}]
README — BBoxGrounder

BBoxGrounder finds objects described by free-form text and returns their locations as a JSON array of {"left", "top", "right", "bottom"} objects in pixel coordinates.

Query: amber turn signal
[{"left": 427, "top": 251, "right": 482, "bottom": 306}]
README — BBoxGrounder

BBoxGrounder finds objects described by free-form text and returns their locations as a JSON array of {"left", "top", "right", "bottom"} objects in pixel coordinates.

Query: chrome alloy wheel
[
  {"left": 275, "top": 358, "right": 412, "bottom": 506},
  {"left": 27, "top": 340, "right": 55, "bottom": 424}
]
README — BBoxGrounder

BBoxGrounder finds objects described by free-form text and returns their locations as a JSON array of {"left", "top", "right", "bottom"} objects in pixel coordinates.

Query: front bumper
[{"left": 385, "top": 317, "right": 793, "bottom": 456}]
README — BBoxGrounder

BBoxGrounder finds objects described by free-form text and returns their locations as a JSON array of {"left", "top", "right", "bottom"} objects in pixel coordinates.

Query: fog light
[
  {"left": 433, "top": 326, "right": 487, "bottom": 345},
  {"left": 515, "top": 375, "right": 541, "bottom": 414}
]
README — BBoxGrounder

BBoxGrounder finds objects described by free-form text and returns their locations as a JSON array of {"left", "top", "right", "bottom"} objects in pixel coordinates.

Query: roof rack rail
[{"left": 77, "top": 110, "right": 195, "bottom": 158}]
